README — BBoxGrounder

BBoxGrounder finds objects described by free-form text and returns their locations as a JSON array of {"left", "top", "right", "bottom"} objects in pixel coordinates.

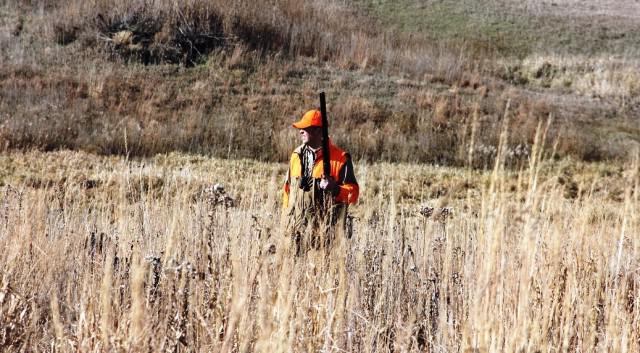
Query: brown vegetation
[
  {"left": 1, "top": 1, "right": 639, "bottom": 351},
  {"left": 1, "top": 0, "right": 637, "bottom": 164},
  {"left": 47, "top": 0, "right": 377, "bottom": 66},
  {"left": 0, "top": 146, "right": 638, "bottom": 352}
]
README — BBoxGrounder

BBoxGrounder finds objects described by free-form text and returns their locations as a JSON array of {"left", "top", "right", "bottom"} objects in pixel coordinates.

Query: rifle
[{"left": 319, "top": 92, "right": 331, "bottom": 181}]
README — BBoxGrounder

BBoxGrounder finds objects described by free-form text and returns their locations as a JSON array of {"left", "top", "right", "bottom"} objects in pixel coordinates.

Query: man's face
[{"left": 299, "top": 126, "right": 322, "bottom": 147}]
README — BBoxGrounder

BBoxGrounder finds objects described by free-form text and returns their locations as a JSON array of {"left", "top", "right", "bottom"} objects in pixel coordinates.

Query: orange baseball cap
[{"left": 292, "top": 109, "right": 323, "bottom": 129}]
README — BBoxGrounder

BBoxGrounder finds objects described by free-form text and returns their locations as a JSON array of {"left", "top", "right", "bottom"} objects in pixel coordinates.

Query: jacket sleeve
[
  {"left": 282, "top": 169, "right": 291, "bottom": 210},
  {"left": 334, "top": 157, "right": 359, "bottom": 204},
  {"left": 283, "top": 151, "right": 299, "bottom": 210}
]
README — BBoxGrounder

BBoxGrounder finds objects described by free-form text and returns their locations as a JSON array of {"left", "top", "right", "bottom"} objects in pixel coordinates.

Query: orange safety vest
[{"left": 282, "top": 141, "right": 359, "bottom": 209}]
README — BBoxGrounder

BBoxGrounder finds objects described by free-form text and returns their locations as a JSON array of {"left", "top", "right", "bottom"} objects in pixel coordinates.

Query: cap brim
[{"left": 292, "top": 121, "right": 310, "bottom": 129}]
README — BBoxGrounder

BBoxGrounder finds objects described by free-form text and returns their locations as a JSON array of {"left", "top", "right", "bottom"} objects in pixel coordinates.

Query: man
[{"left": 282, "top": 109, "right": 359, "bottom": 253}]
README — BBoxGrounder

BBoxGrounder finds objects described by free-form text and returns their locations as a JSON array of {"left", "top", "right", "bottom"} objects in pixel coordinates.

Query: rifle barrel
[{"left": 319, "top": 92, "right": 331, "bottom": 178}]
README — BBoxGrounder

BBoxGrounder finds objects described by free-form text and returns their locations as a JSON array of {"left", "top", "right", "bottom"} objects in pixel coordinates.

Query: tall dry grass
[
  {"left": 0, "top": 131, "right": 638, "bottom": 352},
  {"left": 35, "top": 0, "right": 412, "bottom": 70}
]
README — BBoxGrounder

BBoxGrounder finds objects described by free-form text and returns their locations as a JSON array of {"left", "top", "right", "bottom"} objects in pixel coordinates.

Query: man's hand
[{"left": 319, "top": 175, "right": 338, "bottom": 195}]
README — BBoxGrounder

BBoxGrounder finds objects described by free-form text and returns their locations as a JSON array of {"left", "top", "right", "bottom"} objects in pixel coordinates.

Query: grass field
[
  {"left": 0, "top": 148, "right": 638, "bottom": 352},
  {"left": 1, "top": 0, "right": 639, "bottom": 351}
]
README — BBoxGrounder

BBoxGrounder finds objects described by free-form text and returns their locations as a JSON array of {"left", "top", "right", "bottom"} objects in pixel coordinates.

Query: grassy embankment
[
  {"left": 356, "top": 0, "right": 640, "bottom": 159},
  {"left": 1, "top": 0, "right": 638, "bottom": 163}
]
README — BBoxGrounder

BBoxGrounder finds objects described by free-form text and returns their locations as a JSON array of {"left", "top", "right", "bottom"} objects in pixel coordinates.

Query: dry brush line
[
  {"left": 13, "top": 0, "right": 474, "bottom": 81},
  {"left": 43, "top": 0, "right": 382, "bottom": 68}
]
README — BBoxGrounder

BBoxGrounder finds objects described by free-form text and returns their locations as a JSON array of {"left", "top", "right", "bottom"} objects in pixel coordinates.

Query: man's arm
[
  {"left": 283, "top": 153, "right": 297, "bottom": 210},
  {"left": 282, "top": 169, "right": 291, "bottom": 209},
  {"left": 334, "top": 157, "right": 359, "bottom": 204}
]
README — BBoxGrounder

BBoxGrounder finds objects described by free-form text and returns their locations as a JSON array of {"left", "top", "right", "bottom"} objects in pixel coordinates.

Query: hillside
[
  {"left": 356, "top": 0, "right": 640, "bottom": 58},
  {"left": 0, "top": 0, "right": 638, "bottom": 164}
]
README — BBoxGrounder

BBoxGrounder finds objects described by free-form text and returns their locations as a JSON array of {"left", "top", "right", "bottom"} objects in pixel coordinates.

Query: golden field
[
  {"left": 1, "top": 0, "right": 640, "bottom": 352},
  {"left": 0, "top": 144, "right": 638, "bottom": 352}
]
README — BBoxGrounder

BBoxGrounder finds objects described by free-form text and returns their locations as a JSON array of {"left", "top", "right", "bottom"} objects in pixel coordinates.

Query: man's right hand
[{"left": 319, "top": 175, "right": 338, "bottom": 195}]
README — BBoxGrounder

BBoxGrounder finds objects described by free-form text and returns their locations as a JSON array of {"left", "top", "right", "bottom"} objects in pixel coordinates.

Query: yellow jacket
[{"left": 282, "top": 141, "right": 359, "bottom": 208}]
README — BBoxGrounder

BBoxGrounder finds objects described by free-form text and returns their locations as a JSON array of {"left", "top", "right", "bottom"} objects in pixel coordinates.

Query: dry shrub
[
  {"left": 36, "top": 0, "right": 382, "bottom": 67},
  {"left": 334, "top": 96, "right": 387, "bottom": 129},
  {"left": 331, "top": 97, "right": 390, "bottom": 161},
  {"left": 52, "top": 22, "right": 80, "bottom": 45},
  {"left": 18, "top": 0, "right": 482, "bottom": 84},
  {"left": 433, "top": 97, "right": 451, "bottom": 126}
]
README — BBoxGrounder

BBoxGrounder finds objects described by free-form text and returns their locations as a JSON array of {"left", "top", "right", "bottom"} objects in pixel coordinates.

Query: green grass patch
[
  {"left": 354, "top": 0, "right": 640, "bottom": 58},
  {"left": 354, "top": 0, "right": 535, "bottom": 57}
]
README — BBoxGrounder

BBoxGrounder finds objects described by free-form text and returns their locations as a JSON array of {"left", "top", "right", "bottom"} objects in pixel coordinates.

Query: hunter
[{"left": 282, "top": 109, "right": 359, "bottom": 253}]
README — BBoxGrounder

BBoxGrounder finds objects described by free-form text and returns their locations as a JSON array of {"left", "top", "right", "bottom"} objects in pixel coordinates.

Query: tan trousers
[{"left": 283, "top": 178, "right": 348, "bottom": 255}]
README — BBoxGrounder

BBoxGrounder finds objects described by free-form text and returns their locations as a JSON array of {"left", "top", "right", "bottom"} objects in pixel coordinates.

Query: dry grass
[
  {"left": 1, "top": 1, "right": 639, "bottom": 164},
  {"left": 513, "top": 0, "right": 640, "bottom": 19},
  {"left": 498, "top": 55, "right": 640, "bottom": 99},
  {"left": 0, "top": 142, "right": 638, "bottom": 352},
  {"left": 1, "top": 2, "right": 639, "bottom": 351},
  {"left": 9, "top": 0, "right": 397, "bottom": 68},
  {"left": 1, "top": 53, "right": 634, "bottom": 164}
]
